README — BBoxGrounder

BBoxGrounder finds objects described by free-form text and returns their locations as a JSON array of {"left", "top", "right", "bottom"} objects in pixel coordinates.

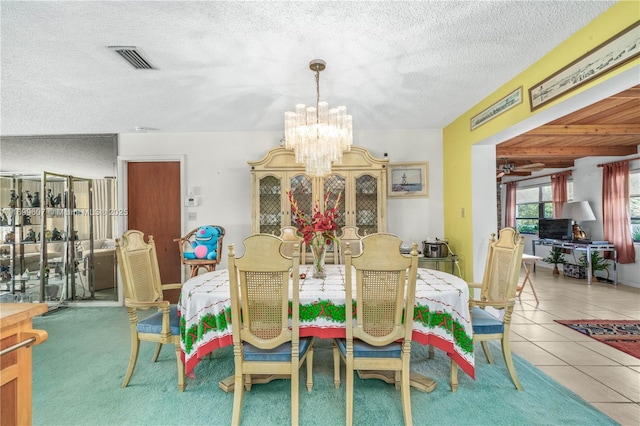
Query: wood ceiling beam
[
  {"left": 613, "top": 87, "right": 640, "bottom": 98},
  {"left": 525, "top": 124, "right": 640, "bottom": 136},
  {"left": 496, "top": 146, "right": 638, "bottom": 157}
]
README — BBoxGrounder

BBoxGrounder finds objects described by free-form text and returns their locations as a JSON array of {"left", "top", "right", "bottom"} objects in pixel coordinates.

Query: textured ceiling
[{"left": 0, "top": 1, "right": 616, "bottom": 136}]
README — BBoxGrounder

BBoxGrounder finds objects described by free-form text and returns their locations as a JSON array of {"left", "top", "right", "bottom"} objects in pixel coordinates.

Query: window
[
  {"left": 515, "top": 181, "right": 574, "bottom": 234},
  {"left": 631, "top": 170, "right": 640, "bottom": 242}
]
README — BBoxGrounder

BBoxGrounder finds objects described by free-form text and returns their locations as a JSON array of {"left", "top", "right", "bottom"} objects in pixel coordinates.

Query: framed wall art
[
  {"left": 470, "top": 87, "right": 522, "bottom": 131},
  {"left": 529, "top": 21, "right": 640, "bottom": 111},
  {"left": 387, "top": 162, "right": 428, "bottom": 198}
]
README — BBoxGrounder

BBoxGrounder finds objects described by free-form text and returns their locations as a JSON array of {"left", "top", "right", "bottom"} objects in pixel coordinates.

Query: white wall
[
  {"left": 118, "top": 129, "right": 444, "bottom": 270},
  {"left": 471, "top": 144, "right": 498, "bottom": 284}
]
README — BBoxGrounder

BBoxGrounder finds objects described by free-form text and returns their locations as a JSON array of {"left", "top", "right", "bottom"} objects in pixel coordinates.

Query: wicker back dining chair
[
  {"left": 336, "top": 225, "right": 363, "bottom": 264},
  {"left": 174, "top": 225, "right": 225, "bottom": 278},
  {"left": 116, "top": 230, "right": 185, "bottom": 392},
  {"left": 455, "top": 227, "right": 525, "bottom": 391},
  {"left": 332, "top": 233, "right": 419, "bottom": 425},
  {"left": 278, "top": 225, "right": 306, "bottom": 264},
  {"left": 227, "top": 234, "right": 314, "bottom": 425}
]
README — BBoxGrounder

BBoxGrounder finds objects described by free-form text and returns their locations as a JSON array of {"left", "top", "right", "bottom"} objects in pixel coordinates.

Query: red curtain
[
  {"left": 505, "top": 182, "right": 517, "bottom": 228},
  {"left": 602, "top": 161, "right": 636, "bottom": 264},
  {"left": 551, "top": 172, "right": 568, "bottom": 219}
]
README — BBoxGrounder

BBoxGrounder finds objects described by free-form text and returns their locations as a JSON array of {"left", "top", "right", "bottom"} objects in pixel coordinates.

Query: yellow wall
[{"left": 443, "top": 2, "right": 640, "bottom": 279}]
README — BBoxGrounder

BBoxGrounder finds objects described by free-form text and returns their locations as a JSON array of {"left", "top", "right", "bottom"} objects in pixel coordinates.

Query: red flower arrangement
[{"left": 286, "top": 190, "right": 342, "bottom": 277}]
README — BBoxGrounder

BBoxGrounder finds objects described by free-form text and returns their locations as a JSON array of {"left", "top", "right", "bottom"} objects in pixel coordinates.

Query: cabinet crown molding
[{"left": 248, "top": 146, "right": 388, "bottom": 171}]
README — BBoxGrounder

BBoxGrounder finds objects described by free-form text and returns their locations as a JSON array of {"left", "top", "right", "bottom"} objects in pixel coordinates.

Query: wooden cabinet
[
  {"left": 0, "top": 303, "right": 48, "bottom": 426},
  {"left": 248, "top": 146, "right": 388, "bottom": 236}
]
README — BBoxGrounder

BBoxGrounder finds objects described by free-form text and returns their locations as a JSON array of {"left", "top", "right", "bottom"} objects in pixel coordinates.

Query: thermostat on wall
[{"left": 185, "top": 197, "right": 198, "bottom": 207}]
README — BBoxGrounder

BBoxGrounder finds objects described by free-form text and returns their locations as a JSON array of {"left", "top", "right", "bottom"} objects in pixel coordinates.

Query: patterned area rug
[{"left": 555, "top": 320, "right": 640, "bottom": 359}]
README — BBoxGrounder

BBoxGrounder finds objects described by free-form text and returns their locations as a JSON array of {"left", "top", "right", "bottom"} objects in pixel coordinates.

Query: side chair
[
  {"left": 115, "top": 230, "right": 185, "bottom": 392},
  {"left": 455, "top": 227, "right": 525, "bottom": 391},
  {"left": 174, "top": 225, "right": 225, "bottom": 278},
  {"left": 332, "top": 233, "right": 419, "bottom": 425},
  {"left": 227, "top": 234, "right": 314, "bottom": 425},
  {"left": 278, "top": 225, "right": 306, "bottom": 264},
  {"left": 336, "top": 225, "right": 363, "bottom": 263}
]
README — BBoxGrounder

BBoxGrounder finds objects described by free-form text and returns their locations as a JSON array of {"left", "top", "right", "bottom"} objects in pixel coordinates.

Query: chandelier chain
[{"left": 315, "top": 68, "right": 320, "bottom": 121}]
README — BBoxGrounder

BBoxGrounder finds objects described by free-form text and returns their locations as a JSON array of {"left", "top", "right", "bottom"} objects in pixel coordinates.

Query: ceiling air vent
[{"left": 108, "top": 46, "right": 156, "bottom": 70}]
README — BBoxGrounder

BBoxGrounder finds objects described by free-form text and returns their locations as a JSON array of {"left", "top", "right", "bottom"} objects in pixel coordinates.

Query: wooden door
[{"left": 127, "top": 162, "right": 181, "bottom": 302}]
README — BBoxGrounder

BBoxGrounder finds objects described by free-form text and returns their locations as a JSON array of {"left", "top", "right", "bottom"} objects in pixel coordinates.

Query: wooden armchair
[
  {"left": 115, "top": 230, "right": 185, "bottom": 392},
  {"left": 227, "top": 234, "right": 314, "bottom": 425},
  {"left": 332, "top": 233, "right": 419, "bottom": 425},
  {"left": 174, "top": 225, "right": 225, "bottom": 278},
  {"left": 452, "top": 227, "right": 525, "bottom": 391}
]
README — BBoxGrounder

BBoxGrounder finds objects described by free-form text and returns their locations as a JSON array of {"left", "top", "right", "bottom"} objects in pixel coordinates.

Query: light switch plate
[{"left": 188, "top": 212, "right": 197, "bottom": 221}]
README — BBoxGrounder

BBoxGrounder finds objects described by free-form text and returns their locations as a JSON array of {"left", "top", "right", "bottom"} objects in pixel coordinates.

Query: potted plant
[
  {"left": 542, "top": 246, "right": 567, "bottom": 275},
  {"left": 579, "top": 251, "right": 610, "bottom": 281}
]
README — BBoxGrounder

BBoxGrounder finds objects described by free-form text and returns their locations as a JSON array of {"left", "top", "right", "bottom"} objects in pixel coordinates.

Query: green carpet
[{"left": 32, "top": 307, "right": 616, "bottom": 426}]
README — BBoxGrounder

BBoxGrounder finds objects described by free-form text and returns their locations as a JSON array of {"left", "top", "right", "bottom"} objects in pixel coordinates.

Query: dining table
[{"left": 179, "top": 264, "right": 475, "bottom": 392}]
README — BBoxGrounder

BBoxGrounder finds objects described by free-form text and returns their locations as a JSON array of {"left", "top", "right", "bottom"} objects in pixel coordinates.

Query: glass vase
[{"left": 311, "top": 235, "right": 327, "bottom": 279}]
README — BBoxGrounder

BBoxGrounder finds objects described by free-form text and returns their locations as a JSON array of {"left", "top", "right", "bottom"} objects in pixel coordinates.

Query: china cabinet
[
  {"left": 248, "top": 146, "right": 388, "bottom": 239},
  {"left": 0, "top": 172, "right": 95, "bottom": 305}
]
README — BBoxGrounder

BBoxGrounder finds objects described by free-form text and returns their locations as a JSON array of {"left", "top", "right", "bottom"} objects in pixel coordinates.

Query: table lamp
[{"left": 561, "top": 201, "right": 596, "bottom": 240}]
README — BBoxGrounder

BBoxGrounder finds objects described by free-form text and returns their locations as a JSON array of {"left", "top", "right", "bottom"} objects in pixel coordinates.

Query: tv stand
[{"left": 532, "top": 239, "right": 617, "bottom": 286}]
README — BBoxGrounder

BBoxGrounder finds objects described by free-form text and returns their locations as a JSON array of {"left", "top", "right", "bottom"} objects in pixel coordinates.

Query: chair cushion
[
  {"left": 243, "top": 337, "right": 313, "bottom": 362},
  {"left": 335, "top": 338, "right": 402, "bottom": 358},
  {"left": 136, "top": 305, "right": 181, "bottom": 336},
  {"left": 471, "top": 307, "right": 504, "bottom": 334}
]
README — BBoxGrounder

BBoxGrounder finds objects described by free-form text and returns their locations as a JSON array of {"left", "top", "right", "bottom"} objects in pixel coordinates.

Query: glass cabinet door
[
  {"left": 41, "top": 172, "right": 70, "bottom": 304},
  {"left": 69, "top": 176, "right": 94, "bottom": 300},
  {"left": 354, "top": 173, "right": 379, "bottom": 236},
  {"left": 323, "top": 174, "right": 347, "bottom": 228},
  {"left": 257, "top": 174, "right": 283, "bottom": 235},
  {"left": 288, "top": 173, "right": 313, "bottom": 227},
  {"left": 0, "top": 173, "right": 42, "bottom": 300}
]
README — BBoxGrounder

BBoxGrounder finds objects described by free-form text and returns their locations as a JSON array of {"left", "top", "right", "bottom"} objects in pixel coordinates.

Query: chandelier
[{"left": 284, "top": 59, "right": 352, "bottom": 177}]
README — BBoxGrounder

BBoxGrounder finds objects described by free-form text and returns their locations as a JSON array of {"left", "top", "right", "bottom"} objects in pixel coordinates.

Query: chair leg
[
  {"left": 481, "top": 341, "right": 494, "bottom": 364},
  {"left": 151, "top": 342, "right": 162, "bottom": 362},
  {"left": 428, "top": 344, "right": 435, "bottom": 359},
  {"left": 346, "top": 356, "right": 354, "bottom": 426},
  {"left": 291, "top": 365, "right": 300, "bottom": 426},
  {"left": 306, "top": 345, "right": 314, "bottom": 392},
  {"left": 502, "top": 337, "right": 523, "bottom": 390},
  {"left": 189, "top": 266, "right": 198, "bottom": 279},
  {"left": 174, "top": 344, "right": 186, "bottom": 392},
  {"left": 332, "top": 341, "right": 341, "bottom": 388},
  {"left": 232, "top": 379, "right": 244, "bottom": 426},
  {"left": 400, "top": 363, "right": 412, "bottom": 426},
  {"left": 232, "top": 359, "right": 244, "bottom": 426},
  {"left": 122, "top": 336, "right": 140, "bottom": 388},
  {"left": 450, "top": 359, "right": 459, "bottom": 392}
]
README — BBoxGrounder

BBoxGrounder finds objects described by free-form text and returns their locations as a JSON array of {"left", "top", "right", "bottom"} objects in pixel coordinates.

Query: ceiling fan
[{"left": 497, "top": 158, "right": 545, "bottom": 178}]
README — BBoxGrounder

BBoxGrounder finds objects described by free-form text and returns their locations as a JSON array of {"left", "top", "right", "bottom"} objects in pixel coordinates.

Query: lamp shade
[{"left": 560, "top": 201, "right": 596, "bottom": 222}]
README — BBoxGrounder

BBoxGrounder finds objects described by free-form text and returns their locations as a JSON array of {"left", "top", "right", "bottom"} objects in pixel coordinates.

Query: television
[{"left": 538, "top": 219, "right": 573, "bottom": 241}]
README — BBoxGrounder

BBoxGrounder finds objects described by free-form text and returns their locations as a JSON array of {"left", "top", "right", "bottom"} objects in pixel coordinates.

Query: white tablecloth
[{"left": 179, "top": 264, "right": 474, "bottom": 378}]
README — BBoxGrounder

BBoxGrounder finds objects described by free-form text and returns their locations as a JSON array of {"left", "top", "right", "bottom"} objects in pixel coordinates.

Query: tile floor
[{"left": 512, "top": 266, "right": 640, "bottom": 425}]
